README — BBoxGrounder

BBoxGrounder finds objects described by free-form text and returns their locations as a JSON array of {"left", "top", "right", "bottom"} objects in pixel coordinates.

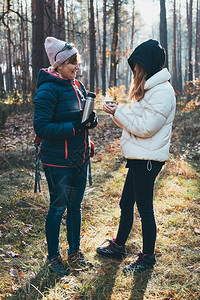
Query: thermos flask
[{"left": 81, "top": 92, "right": 96, "bottom": 123}]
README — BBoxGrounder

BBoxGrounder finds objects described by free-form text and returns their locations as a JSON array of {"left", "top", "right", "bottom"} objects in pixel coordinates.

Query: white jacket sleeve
[
  {"left": 111, "top": 115, "right": 124, "bottom": 128},
  {"left": 113, "top": 89, "right": 173, "bottom": 138}
]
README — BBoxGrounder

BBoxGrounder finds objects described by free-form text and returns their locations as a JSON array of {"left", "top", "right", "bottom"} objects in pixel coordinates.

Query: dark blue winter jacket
[{"left": 34, "top": 69, "right": 90, "bottom": 167}]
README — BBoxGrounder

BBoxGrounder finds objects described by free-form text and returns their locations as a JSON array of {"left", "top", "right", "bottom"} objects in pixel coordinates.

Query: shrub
[
  {"left": 0, "top": 102, "right": 10, "bottom": 128},
  {"left": 184, "top": 77, "right": 200, "bottom": 103}
]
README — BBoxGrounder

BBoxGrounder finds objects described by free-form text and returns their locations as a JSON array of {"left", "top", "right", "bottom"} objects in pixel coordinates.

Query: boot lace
[
  {"left": 51, "top": 256, "right": 65, "bottom": 270},
  {"left": 101, "top": 238, "right": 116, "bottom": 249},
  {"left": 69, "top": 250, "right": 92, "bottom": 267},
  {"left": 129, "top": 252, "right": 145, "bottom": 268}
]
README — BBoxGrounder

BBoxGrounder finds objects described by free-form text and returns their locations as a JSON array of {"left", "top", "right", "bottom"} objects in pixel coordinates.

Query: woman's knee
[
  {"left": 139, "top": 210, "right": 155, "bottom": 222},
  {"left": 47, "top": 205, "right": 66, "bottom": 217},
  {"left": 119, "top": 196, "right": 134, "bottom": 210},
  {"left": 67, "top": 203, "right": 81, "bottom": 213}
]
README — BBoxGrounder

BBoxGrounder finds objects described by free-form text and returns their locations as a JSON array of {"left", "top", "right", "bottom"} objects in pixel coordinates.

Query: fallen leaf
[
  {"left": 98, "top": 269, "right": 105, "bottom": 275},
  {"left": 0, "top": 224, "right": 7, "bottom": 230},
  {"left": 10, "top": 268, "right": 18, "bottom": 277},
  {"left": 63, "top": 284, "right": 70, "bottom": 289},
  {"left": 18, "top": 271, "right": 25, "bottom": 276},
  {"left": 6, "top": 250, "right": 19, "bottom": 257}
]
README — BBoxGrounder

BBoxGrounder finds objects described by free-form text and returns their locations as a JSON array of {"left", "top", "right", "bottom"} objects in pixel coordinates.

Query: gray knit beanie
[{"left": 44, "top": 37, "right": 78, "bottom": 69}]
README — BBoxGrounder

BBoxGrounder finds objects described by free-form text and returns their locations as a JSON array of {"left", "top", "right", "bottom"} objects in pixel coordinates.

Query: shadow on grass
[
  {"left": 92, "top": 255, "right": 122, "bottom": 300},
  {"left": 8, "top": 262, "right": 62, "bottom": 300},
  {"left": 129, "top": 269, "right": 153, "bottom": 300},
  {"left": 92, "top": 156, "right": 126, "bottom": 186}
]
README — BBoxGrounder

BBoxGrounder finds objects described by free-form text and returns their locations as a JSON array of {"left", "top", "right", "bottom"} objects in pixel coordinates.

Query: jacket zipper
[{"left": 65, "top": 139, "right": 68, "bottom": 159}]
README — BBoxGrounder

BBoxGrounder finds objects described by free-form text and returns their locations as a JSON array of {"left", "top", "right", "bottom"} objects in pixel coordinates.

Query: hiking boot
[
  {"left": 96, "top": 238, "right": 126, "bottom": 259},
  {"left": 49, "top": 255, "right": 69, "bottom": 276},
  {"left": 123, "top": 252, "right": 156, "bottom": 274},
  {"left": 68, "top": 250, "right": 93, "bottom": 268}
]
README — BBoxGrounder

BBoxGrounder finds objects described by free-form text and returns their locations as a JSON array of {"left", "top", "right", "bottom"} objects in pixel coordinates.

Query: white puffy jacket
[{"left": 113, "top": 68, "right": 176, "bottom": 162}]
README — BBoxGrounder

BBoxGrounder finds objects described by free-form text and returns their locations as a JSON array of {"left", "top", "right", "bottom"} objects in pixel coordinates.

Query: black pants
[{"left": 115, "top": 160, "right": 164, "bottom": 256}]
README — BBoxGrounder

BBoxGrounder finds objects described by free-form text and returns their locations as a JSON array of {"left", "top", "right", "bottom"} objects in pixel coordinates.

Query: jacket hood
[
  {"left": 128, "top": 39, "right": 166, "bottom": 80},
  {"left": 144, "top": 68, "right": 171, "bottom": 90},
  {"left": 36, "top": 68, "right": 71, "bottom": 88}
]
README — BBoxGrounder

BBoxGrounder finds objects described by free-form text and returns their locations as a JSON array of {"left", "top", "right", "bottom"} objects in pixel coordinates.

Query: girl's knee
[{"left": 120, "top": 201, "right": 134, "bottom": 212}]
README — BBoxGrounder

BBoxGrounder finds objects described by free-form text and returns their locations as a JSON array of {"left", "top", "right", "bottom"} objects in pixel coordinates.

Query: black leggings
[{"left": 115, "top": 160, "right": 164, "bottom": 256}]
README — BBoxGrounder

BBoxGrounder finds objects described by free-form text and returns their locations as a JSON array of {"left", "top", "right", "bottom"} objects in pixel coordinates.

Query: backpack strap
[
  {"left": 74, "top": 79, "right": 86, "bottom": 99},
  {"left": 34, "top": 135, "right": 42, "bottom": 147},
  {"left": 74, "top": 79, "right": 81, "bottom": 91}
]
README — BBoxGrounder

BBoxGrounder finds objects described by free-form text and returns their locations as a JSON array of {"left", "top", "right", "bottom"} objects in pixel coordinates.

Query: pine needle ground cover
[{"left": 0, "top": 101, "right": 199, "bottom": 300}]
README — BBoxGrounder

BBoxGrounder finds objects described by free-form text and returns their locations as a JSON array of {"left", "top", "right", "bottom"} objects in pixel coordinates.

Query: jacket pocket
[{"left": 65, "top": 139, "right": 68, "bottom": 159}]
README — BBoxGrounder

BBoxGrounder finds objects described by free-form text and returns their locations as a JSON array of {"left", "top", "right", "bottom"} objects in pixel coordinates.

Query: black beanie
[{"left": 128, "top": 39, "right": 166, "bottom": 80}]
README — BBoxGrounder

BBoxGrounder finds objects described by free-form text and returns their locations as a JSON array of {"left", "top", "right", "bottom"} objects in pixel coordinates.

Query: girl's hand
[{"left": 103, "top": 103, "right": 119, "bottom": 116}]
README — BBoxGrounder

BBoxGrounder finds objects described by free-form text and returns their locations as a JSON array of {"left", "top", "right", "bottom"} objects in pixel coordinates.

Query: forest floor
[{"left": 0, "top": 99, "right": 200, "bottom": 300}]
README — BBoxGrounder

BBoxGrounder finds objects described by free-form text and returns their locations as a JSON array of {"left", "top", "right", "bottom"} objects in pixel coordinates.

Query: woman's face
[{"left": 57, "top": 60, "right": 79, "bottom": 80}]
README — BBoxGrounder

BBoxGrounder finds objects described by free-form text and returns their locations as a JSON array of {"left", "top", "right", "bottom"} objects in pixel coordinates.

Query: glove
[
  {"left": 86, "top": 111, "right": 98, "bottom": 129},
  {"left": 74, "top": 111, "right": 98, "bottom": 133},
  {"left": 74, "top": 118, "right": 90, "bottom": 132}
]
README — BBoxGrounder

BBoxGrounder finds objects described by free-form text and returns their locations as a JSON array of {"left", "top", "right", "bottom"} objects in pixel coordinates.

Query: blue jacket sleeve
[{"left": 34, "top": 84, "right": 75, "bottom": 140}]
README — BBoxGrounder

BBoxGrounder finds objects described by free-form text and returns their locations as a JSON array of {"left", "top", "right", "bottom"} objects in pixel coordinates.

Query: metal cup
[{"left": 81, "top": 92, "right": 96, "bottom": 123}]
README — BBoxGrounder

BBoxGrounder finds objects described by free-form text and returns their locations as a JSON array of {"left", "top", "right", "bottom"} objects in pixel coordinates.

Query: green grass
[{"left": 0, "top": 106, "right": 200, "bottom": 299}]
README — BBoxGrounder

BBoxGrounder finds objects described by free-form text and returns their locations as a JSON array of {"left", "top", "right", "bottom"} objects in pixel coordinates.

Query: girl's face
[{"left": 57, "top": 60, "right": 79, "bottom": 80}]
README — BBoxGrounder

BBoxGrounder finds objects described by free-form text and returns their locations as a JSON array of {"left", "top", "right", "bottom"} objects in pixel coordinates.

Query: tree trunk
[
  {"left": 195, "top": 0, "right": 199, "bottom": 78},
  {"left": 67, "top": 9, "right": 71, "bottom": 41},
  {"left": 57, "top": 0, "right": 65, "bottom": 40},
  {"left": 95, "top": 1, "right": 101, "bottom": 92},
  {"left": 198, "top": 2, "right": 200, "bottom": 76},
  {"left": 177, "top": 1, "right": 183, "bottom": 91},
  {"left": 0, "top": 66, "right": 4, "bottom": 100},
  {"left": 4, "top": 0, "right": 14, "bottom": 92},
  {"left": 6, "top": 24, "right": 13, "bottom": 91},
  {"left": 44, "top": 0, "right": 56, "bottom": 37},
  {"left": 110, "top": 0, "right": 119, "bottom": 88},
  {"left": 20, "top": 0, "right": 28, "bottom": 101},
  {"left": 172, "top": 0, "right": 177, "bottom": 90},
  {"left": 44, "top": 0, "right": 56, "bottom": 66},
  {"left": 25, "top": 0, "right": 30, "bottom": 76},
  {"left": 32, "top": 0, "right": 45, "bottom": 93},
  {"left": 129, "top": 0, "right": 135, "bottom": 87},
  {"left": 71, "top": 0, "right": 75, "bottom": 43},
  {"left": 160, "top": 0, "right": 168, "bottom": 68},
  {"left": 187, "top": 0, "right": 193, "bottom": 81},
  {"left": 102, "top": 0, "right": 107, "bottom": 95},
  {"left": 89, "top": 0, "right": 96, "bottom": 92}
]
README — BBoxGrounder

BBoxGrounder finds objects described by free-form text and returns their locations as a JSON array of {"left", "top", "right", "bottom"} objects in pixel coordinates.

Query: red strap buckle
[
  {"left": 90, "top": 141, "right": 94, "bottom": 157},
  {"left": 34, "top": 135, "right": 42, "bottom": 146}
]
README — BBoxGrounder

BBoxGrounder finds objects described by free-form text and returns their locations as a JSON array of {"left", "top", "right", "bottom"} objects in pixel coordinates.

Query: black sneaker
[
  {"left": 68, "top": 250, "right": 93, "bottom": 268},
  {"left": 49, "top": 255, "right": 69, "bottom": 276},
  {"left": 123, "top": 252, "right": 156, "bottom": 274},
  {"left": 96, "top": 238, "right": 126, "bottom": 259}
]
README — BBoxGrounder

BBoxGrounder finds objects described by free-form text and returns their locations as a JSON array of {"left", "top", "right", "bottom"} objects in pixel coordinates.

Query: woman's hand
[{"left": 103, "top": 103, "right": 119, "bottom": 116}]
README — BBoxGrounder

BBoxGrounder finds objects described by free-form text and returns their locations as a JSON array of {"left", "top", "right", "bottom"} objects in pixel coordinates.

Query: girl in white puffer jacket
[{"left": 97, "top": 39, "right": 176, "bottom": 273}]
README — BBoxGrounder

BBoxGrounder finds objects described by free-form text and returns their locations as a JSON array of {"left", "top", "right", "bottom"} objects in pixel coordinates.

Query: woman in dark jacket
[{"left": 34, "top": 37, "right": 97, "bottom": 275}]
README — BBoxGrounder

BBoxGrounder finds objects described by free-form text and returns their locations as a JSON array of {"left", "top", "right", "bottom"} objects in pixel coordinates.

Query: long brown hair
[{"left": 129, "top": 63, "right": 148, "bottom": 102}]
